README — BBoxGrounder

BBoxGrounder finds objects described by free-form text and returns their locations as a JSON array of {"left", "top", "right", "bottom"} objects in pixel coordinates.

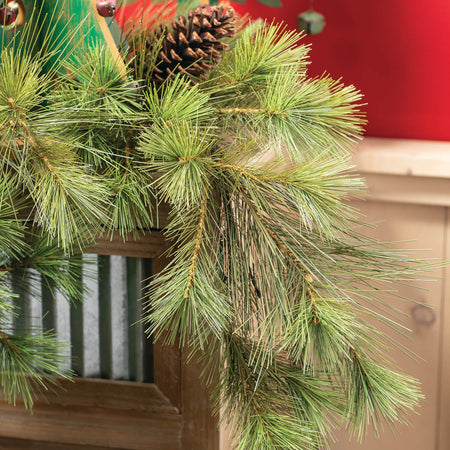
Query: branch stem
[
  {"left": 0, "top": 331, "right": 24, "bottom": 360},
  {"left": 183, "top": 193, "right": 208, "bottom": 300},
  {"left": 19, "top": 120, "right": 68, "bottom": 195},
  {"left": 218, "top": 107, "right": 286, "bottom": 118},
  {"left": 215, "top": 161, "right": 293, "bottom": 186},
  {"left": 237, "top": 184, "right": 319, "bottom": 322}
]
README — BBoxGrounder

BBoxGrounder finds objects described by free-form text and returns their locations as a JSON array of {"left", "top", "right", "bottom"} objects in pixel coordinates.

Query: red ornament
[
  {"left": 96, "top": 0, "right": 118, "bottom": 18},
  {"left": 0, "top": 1, "right": 19, "bottom": 27}
]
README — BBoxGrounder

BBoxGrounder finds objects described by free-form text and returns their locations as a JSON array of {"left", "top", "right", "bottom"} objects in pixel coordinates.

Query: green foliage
[
  {"left": 136, "top": 19, "right": 424, "bottom": 448},
  {"left": 0, "top": 327, "right": 71, "bottom": 409},
  {"left": 144, "top": 77, "right": 213, "bottom": 123},
  {"left": 345, "top": 354, "right": 422, "bottom": 441},
  {"left": 0, "top": 233, "right": 83, "bottom": 407},
  {"left": 0, "top": 5, "right": 429, "bottom": 449},
  {"left": 140, "top": 120, "right": 216, "bottom": 208},
  {"left": 0, "top": 179, "right": 28, "bottom": 258},
  {"left": 208, "top": 22, "right": 309, "bottom": 88}
]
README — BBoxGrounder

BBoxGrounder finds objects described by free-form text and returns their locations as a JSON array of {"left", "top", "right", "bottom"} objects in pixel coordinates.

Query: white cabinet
[{"left": 334, "top": 138, "right": 450, "bottom": 450}]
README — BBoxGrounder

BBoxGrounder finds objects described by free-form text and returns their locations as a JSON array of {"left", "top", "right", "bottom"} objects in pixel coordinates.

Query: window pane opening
[{"left": 11, "top": 254, "right": 154, "bottom": 383}]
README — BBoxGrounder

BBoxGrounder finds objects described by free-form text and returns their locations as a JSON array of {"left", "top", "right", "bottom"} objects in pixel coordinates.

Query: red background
[
  {"left": 118, "top": 1, "right": 450, "bottom": 141},
  {"left": 229, "top": 0, "right": 450, "bottom": 141}
]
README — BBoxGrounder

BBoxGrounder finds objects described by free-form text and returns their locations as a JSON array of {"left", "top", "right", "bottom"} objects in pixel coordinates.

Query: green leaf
[{"left": 256, "top": 0, "right": 283, "bottom": 7}]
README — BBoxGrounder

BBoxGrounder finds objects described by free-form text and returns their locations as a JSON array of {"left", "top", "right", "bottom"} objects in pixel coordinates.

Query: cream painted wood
[
  {"left": 218, "top": 138, "right": 450, "bottom": 450},
  {"left": 355, "top": 138, "right": 450, "bottom": 208},
  {"left": 334, "top": 138, "right": 450, "bottom": 450},
  {"left": 355, "top": 138, "right": 450, "bottom": 179},
  {"left": 361, "top": 173, "right": 450, "bottom": 207},
  {"left": 333, "top": 201, "right": 445, "bottom": 450},
  {"left": 438, "top": 214, "right": 450, "bottom": 450}
]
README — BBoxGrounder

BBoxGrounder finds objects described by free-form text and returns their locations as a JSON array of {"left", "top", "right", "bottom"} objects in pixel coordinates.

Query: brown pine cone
[{"left": 151, "top": 5, "right": 236, "bottom": 86}]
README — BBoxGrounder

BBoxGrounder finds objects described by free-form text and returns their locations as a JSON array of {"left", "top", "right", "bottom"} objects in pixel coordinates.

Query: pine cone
[{"left": 152, "top": 5, "right": 236, "bottom": 86}]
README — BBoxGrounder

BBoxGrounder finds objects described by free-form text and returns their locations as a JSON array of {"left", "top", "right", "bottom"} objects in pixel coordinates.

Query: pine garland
[{"left": 0, "top": 2, "right": 431, "bottom": 448}]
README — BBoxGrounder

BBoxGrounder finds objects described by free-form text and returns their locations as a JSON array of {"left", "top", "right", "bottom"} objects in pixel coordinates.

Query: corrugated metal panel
[{"left": 10, "top": 255, "right": 153, "bottom": 382}]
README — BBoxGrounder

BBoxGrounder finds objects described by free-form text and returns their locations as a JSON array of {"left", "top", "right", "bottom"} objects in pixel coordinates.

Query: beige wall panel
[
  {"left": 438, "top": 214, "right": 450, "bottom": 450},
  {"left": 333, "top": 200, "right": 446, "bottom": 450}
]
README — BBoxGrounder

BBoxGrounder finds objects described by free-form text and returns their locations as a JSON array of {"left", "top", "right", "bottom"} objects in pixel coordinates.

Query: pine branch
[
  {"left": 18, "top": 119, "right": 68, "bottom": 194},
  {"left": 0, "top": 328, "right": 71, "bottom": 409},
  {"left": 217, "top": 152, "right": 364, "bottom": 240},
  {"left": 0, "top": 178, "right": 28, "bottom": 259},
  {"left": 108, "top": 167, "right": 155, "bottom": 237},
  {"left": 46, "top": 45, "right": 141, "bottom": 169},
  {"left": 25, "top": 150, "right": 111, "bottom": 251},
  {"left": 144, "top": 182, "right": 230, "bottom": 349},
  {"left": 215, "top": 333, "right": 333, "bottom": 449},
  {"left": 207, "top": 22, "right": 309, "bottom": 88},
  {"left": 0, "top": 233, "right": 90, "bottom": 304},
  {"left": 217, "top": 106, "right": 287, "bottom": 118},
  {"left": 211, "top": 68, "right": 365, "bottom": 160},
  {"left": 345, "top": 352, "right": 422, "bottom": 441},
  {"left": 184, "top": 193, "right": 208, "bottom": 301},
  {"left": 139, "top": 119, "right": 216, "bottom": 208},
  {"left": 143, "top": 75, "right": 213, "bottom": 123}
]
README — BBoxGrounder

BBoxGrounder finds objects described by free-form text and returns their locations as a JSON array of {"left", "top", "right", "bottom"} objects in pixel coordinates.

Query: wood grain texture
[
  {"left": 181, "top": 349, "right": 219, "bottom": 450},
  {"left": 86, "top": 231, "right": 169, "bottom": 258},
  {"left": 0, "top": 378, "right": 181, "bottom": 450},
  {"left": 438, "top": 210, "right": 450, "bottom": 450},
  {"left": 333, "top": 201, "right": 446, "bottom": 450},
  {"left": 151, "top": 254, "right": 220, "bottom": 449},
  {"left": 152, "top": 255, "right": 183, "bottom": 411},
  {"left": 0, "top": 437, "right": 124, "bottom": 449}
]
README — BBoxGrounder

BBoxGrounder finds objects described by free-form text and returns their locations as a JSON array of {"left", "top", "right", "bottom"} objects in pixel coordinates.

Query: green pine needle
[
  {"left": 208, "top": 21, "right": 309, "bottom": 88},
  {"left": 144, "top": 75, "right": 213, "bottom": 123},
  {"left": 345, "top": 353, "right": 423, "bottom": 442},
  {"left": 139, "top": 120, "right": 216, "bottom": 208},
  {"left": 0, "top": 328, "right": 71, "bottom": 409},
  {"left": 0, "top": 7, "right": 432, "bottom": 447}
]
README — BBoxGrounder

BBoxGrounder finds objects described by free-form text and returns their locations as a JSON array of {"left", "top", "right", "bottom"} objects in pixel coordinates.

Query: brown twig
[
  {"left": 0, "top": 331, "right": 24, "bottom": 360},
  {"left": 184, "top": 193, "right": 208, "bottom": 300},
  {"left": 18, "top": 118, "right": 68, "bottom": 195},
  {"left": 218, "top": 107, "right": 287, "bottom": 118}
]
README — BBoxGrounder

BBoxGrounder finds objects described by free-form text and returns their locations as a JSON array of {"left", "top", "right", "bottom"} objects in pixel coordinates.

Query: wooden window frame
[{"left": 0, "top": 232, "right": 219, "bottom": 449}]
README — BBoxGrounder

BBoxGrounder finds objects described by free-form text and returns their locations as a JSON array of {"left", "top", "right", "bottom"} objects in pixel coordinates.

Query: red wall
[
  {"left": 117, "top": 1, "right": 450, "bottom": 141},
  {"left": 230, "top": 0, "right": 450, "bottom": 141}
]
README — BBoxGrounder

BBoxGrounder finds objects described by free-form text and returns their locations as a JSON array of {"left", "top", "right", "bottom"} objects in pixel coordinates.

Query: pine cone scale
[
  {"left": 159, "top": 51, "right": 171, "bottom": 65},
  {"left": 146, "top": 5, "right": 237, "bottom": 87},
  {"left": 166, "top": 33, "right": 177, "bottom": 45},
  {"left": 201, "top": 19, "right": 212, "bottom": 30},
  {"left": 190, "top": 31, "right": 202, "bottom": 44},
  {"left": 170, "top": 49, "right": 183, "bottom": 62},
  {"left": 183, "top": 47, "right": 198, "bottom": 59},
  {"left": 200, "top": 32, "right": 216, "bottom": 43},
  {"left": 196, "top": 48, "right": 208, "bottom": 59},
  {"left": 178, "top": 32, "right": 189, "bottom": 46}
]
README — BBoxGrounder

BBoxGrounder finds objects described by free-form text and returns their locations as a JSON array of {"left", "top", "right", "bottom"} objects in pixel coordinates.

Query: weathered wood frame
[
  {"left": 0, "top": 0, "right": 221, "bottom": 447},
  {"left": 0, "top": 232, "right": 219, "bottom": 450}
]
